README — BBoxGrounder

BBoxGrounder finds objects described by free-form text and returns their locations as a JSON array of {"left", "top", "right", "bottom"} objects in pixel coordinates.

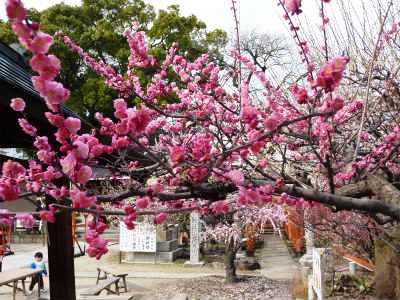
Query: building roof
[{"left": 0, "top": 41, "right": 91, "bottom": 148}]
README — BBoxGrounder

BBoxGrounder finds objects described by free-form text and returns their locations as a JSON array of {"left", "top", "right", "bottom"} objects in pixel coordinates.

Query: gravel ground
[{"left": 150, "top": 275, "right": 293, "bottom": 300}]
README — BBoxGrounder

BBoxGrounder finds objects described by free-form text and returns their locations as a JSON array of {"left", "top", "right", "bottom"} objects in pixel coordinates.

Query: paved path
[
  {"left": 2, "top": 244, "right": 48, "bottom": 271},
  {"left": 258, "top": 233, "right": 298, "bottom": 280}
]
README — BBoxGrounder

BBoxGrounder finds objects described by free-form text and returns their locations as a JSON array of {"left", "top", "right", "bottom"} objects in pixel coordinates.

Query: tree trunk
[
  {"left": 367, "top": 175, "right": 400, "bottom": 299},
  {"left": 224, "top": 237, "right": 238, "bottom": 283},
  {"left": 374, "top": 232, "right": 400, "bottom": 299},
  {"left": 47, "top": 203, "right": 76, "bottom": 300}
]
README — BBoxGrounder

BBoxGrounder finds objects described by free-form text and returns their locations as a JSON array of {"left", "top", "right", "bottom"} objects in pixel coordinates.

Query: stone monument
[{"left": 185, "top": 211, "right": 204, "bottom": 266}]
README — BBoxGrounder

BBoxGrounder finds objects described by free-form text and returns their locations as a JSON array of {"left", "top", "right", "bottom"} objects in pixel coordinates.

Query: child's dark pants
[{"left": 29, "top": 273, "right": 43, "bottom": 290}]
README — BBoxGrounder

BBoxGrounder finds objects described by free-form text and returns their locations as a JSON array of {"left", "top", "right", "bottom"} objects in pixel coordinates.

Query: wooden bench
[
  {"left": 343, "top": 254, "right": 375, "bottom": 272},
  {"left": 0, "top": 268, "right": 42, "bottom": 300},
  {"left": 97, "top": 267, "right": 128, "bottom": 293},
  {"left": 81, "top": 277, "right": 121, "bottom": 296},
  {"left": 334, "top": 246, "right": 375, "bottom": 272}
]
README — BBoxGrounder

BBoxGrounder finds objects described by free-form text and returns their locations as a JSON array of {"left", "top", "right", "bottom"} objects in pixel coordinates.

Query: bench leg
[
  {"left": 96, "top": 269, "right": 100, "bottom": 284},
  {"left": 115, "top": 281, "right": 119, "bottom": 295},
  {"left": 13, "top": 281, "right": 17, "bottom": 300},
  {"left": 122, "top": 276, "right": 128, "bottom": 293},
  {"left": 22, "top": 279, "right": 26, "bottom": 295}
]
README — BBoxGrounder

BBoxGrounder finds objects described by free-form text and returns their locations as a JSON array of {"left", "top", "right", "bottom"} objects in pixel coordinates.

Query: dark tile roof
[{"left": 0, "top": 41, "right": 92, "bottom": 148}]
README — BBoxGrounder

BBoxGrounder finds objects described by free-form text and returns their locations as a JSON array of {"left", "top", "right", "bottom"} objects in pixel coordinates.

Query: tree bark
[
  {"left": 224, "top": 237, "right": 238, "bottom": 283},
  {"left": 365, "top": 175, "right": 400, "bottom": 299},
  {"left": 47, "top": 200, "right": 76, "bottom": 300}
]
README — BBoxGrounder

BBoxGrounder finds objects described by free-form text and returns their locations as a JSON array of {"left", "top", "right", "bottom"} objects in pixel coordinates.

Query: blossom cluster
[{"left": 2, "top": 0, "right": 400, "bottom": 261}]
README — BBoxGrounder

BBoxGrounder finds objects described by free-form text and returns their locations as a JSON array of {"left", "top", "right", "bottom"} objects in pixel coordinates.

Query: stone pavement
[
  {"left": 2, "top": 244, "right": 48, "bottom": 271},
  {"left": 258, "top": 233, "right": 298, "bottom": 280},
  {"left": 0, "top": 239, "right": 298, "bottom": 299},
  {"left": 0, "top": 242, "right": 225, "bottom": 299}
]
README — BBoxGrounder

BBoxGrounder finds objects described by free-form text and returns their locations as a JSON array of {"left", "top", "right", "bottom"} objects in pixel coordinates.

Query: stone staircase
[{"left": 258, "top": 233, "right": 298, "bottom": 280}]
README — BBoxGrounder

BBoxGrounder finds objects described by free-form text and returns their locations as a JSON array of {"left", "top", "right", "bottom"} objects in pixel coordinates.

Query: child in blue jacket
[{"left": 28, "top": 252, "right": 47, "bottom": 294}]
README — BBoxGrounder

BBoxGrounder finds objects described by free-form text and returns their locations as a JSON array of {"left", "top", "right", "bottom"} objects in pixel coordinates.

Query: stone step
[
  {"left": 260, "top": 255, "right": 293, "bottom": 260},
  {"left": 264, "top": 245, "right": 287, "bottom": 248},
  {"left": 261, "top": 252, "right": 290, "bottom": 255},
  {"left": 265, "top": 241, "right": 286, "bottom": 245},
  {"left": 265, "top": 243, "right": 287, "bottom": 247},
  {"left": 261, "top": 255, "right": 291, "bottom": 259},
  {"left": 261, "top": 262, "right": 295, "bottom": 267},
  {"left": 261, "top": 260, "right": 295, "bottom": 266},
  {"left": 260, "top": 247, "right": 288, "bottom": 251},
  {"left": 260, "top": 252, "right": 291, "bottom": 257}
]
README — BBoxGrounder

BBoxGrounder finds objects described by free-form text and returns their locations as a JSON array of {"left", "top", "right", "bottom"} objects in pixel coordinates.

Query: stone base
[
  {"left": 184, "top": 261, "right": 205, "bottom": 267},
  {"left": 157, "top": 226, "right": 178, "bottom": 241},
  {"left": 157, "top": 239, "right": 178, "bottom": 252},
  {"left": 236, "top": 256, "right": 261, "bottom": 271},
  {"left": 299, "top": 253, "right": 313, "bottom": 268},
  {"left": 299, "top": 253, "right": 313, "bottom": 283},
  {"left": 122, "top": 248, "right": 184, "bottom": 263}
]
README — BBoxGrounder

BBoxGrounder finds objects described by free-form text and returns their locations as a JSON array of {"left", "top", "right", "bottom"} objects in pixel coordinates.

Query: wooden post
[{"left": 47, "top": 207, "right": 76, "bottom": 300}]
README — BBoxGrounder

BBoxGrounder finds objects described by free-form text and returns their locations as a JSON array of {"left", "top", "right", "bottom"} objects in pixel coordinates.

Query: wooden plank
[
  {"left": 0, "top": 268, "right": 41, "bottom": 285},
  {"left": 98, "top": 267, "right": 128, "bottom": 277},
  {"left": 333, "top": 246, "right": 375, "bottom": 272},
  {"left": 81, "top": 277, "right": 120, "bottom": 296},
  {"left": 343, "top": 254, "right": 375, "bottom": 272},
  {"left": 97, "top": 268, "right": 129, "bottom": 293}
]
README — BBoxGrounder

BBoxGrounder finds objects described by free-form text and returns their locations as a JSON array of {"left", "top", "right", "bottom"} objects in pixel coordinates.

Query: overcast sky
[
  {"left": 0, "top": 0, "right": 328, "bottom": 36},
  {"left": 1, "top": 0, "right": 386, "bottom": 61}
]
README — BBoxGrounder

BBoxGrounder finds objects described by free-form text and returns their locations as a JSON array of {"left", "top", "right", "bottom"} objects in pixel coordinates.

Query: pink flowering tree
[{"left": 2, "top": 0, "right": 400, "bottom": 297}]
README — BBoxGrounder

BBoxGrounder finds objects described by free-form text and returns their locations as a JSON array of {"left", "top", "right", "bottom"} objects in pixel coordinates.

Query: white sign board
[
  {"left": 312, "top": 248, "right": 325, "bottom": 300},
  {"left": 119, "top": 222, "right": 156, "bottom": 252}
]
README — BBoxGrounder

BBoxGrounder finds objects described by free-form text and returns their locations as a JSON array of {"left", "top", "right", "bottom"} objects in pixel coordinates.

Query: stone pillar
[
  {"left": 185, "top": 211, "right": 204, "bottom": 266},
  {"left": 349, "top": 262, "right": 356, "bottom": 275},
  {"left": 308, "top": 274, "right": 315, "bottom": 300},
  {"left": 300, "top": 209, "right": 315, "bottom": 290},
  {"left": 305, "top": 224, "right": 315, "bottom": 255},
  {"left": 300, "top": 214, "right": 314, "bottom": 268}
]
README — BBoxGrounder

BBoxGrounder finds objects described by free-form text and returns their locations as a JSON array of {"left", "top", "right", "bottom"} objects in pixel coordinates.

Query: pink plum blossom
[
  {"left": 6, "top": 0, "right": 26, "bottom": 21},
  {"left": 28, "top": 32, "right": 53, "bottom": 54},
  {"left": 60, "top": 152, "right": 77, "bottom": 176},
  {"left": 284, "top": 0, "right": 302, "bottom": 15},
  {"left": 0, "top": 181, "right": 20, "bottom": 201},
  {"left": 64, "top": 117, "right": 81, "bottom": 134},
  {"left": 211, "top": 201, "right": 229, "bottom": 215},
  {"left": 2, "top": 160, "right": 25, "bottom": 179},
  {"left": 77, "top": 165, "right": 92, "bottom": 184},
  {"left": 70, "top": 188, "right": 96, "bottom": 209},
  {"left": 18, "top": 118, "right": 37, "bottom": 136},
  {"left": 30, "top": 54, "right": 61, "bottom": 80},
  {"left": 10, "top": 97, "right": 25, "bottom": 111},
  {"left": 40, "top": 206, "right": 57, "bottom": 223},
  {"left": 136, "top": 197, "right": 150, "bottom": 209},
  {"left": 17, "top": 214, "right": 36, "bottom": 229},
  {"left": 73, "top": 141, "right": 89, "bottom": 160},
  {"left": 225, "top": 170, "right": 245, "bottom": 186},
  {"left": 315, "top": 56, "right": 349, "bottom": 92},
  {"left": 154, "top": 212, "right": 167, "bottom": 225}
]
